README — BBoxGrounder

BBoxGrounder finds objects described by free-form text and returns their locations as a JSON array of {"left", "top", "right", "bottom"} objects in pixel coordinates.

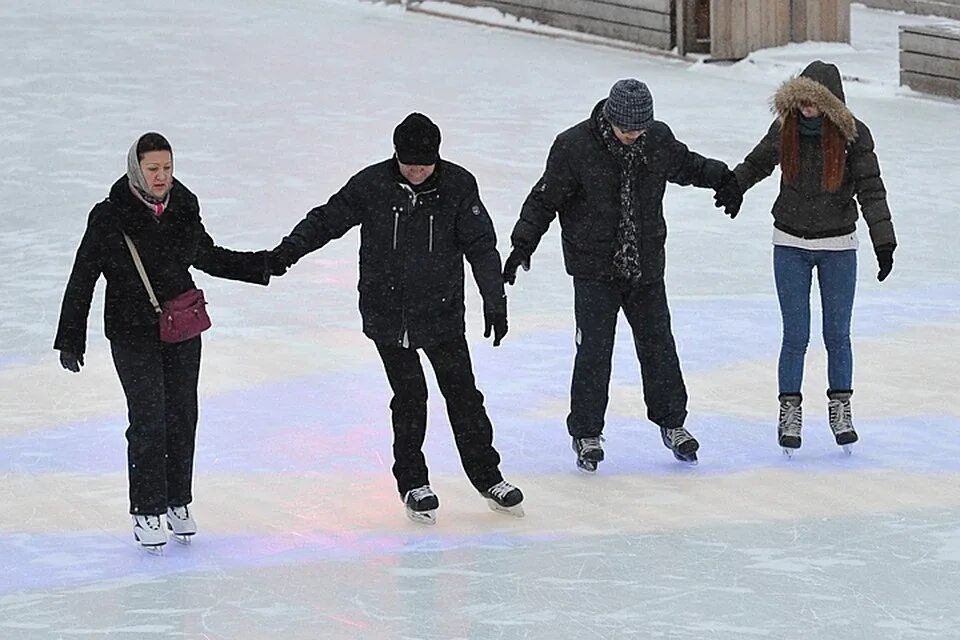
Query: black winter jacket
[
  {"left": 733, "top": 61, "right": 897, "bottom": 249},
  {"left": 511, "top": 100, "right": 729, "bottom": 282},
  {"left": 54, "top": 177, "right": 270, "bottom": 355},
  {"left": 278, "top": 159, "right": 505, "bottom": 349}
]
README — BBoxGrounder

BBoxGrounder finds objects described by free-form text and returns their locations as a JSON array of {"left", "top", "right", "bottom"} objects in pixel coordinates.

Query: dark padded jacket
[
  {"left": 733, "top": 60, "right": 897, "bottom": 249},
  {"left": 510, "top": 100, "right": 730, "bottom": 282},
  {"left": 278, "top": 159, "right": 505, "bottom": 349},
  {"left": 54, "top": 177, "right": 270, "bottom": 355}
]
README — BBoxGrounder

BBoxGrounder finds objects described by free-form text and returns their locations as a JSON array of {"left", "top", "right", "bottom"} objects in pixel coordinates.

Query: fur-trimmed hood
[{"left": 772, "top": 60, "right": 857, "bottom": 142}]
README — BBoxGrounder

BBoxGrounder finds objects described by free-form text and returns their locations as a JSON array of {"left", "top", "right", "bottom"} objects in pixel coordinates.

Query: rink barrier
[
  {"left": 407, "top": 0, "right": 676, "bottom": 50},
  {"left": 899, "top": 23, "right": 960, "bottom": 99},
  {"left": 859, "top": 0, "right": 960, "bottom": 20}
]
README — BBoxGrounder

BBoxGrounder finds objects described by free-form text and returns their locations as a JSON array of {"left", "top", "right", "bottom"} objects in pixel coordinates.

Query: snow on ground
[{"left": 1, "top": 1, "right": 958, "bottom": 638}]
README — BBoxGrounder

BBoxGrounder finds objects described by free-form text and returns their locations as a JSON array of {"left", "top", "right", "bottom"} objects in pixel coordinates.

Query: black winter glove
[
  {"left": 502, "top": 247, "right": 531, "bottom": 285},
  {"left": 59, "top": 350, "right": 84, "bottom": 373},
  {"left": 483, "top": 298, "right": 508, "bottom": 347},
  {"left": 713, "top": 172, "right": 743, "bottom": 218},
  {"left": 876, "top": 245, "right": 895, "bottom": 282},
  {"left": 267, "top": 243, "right": 296, "bottom": 277}
]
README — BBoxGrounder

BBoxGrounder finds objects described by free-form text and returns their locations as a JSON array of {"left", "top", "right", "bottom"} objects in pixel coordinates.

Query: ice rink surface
[{"left": 1, "top": 1, "right": 958, "bottom": 637}]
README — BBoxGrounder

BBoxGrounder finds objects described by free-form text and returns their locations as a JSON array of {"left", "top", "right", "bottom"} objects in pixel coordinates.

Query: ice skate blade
[
  {"left": 486, "top": 500, "right": 525, "bottom": 518},
  {"left": 673, "top": 453, "right": 698, "bottom": 465},
  {"left": 841, "top": 444, "right": 854, "bottom": 456},
  {"left": 405, "top": 509, "right": 437, "bottom": 525},
  {"left": 137, "top": 542, "right": 165, "bottom": 555},
  {"left": 782, "top": 447, "right": 795, "bottom": 459},
  {"left": 576, "top": 460, "right": 598, "bottom": 474},
  {"left": 172, "top": 534, "right": 194, "bottom": 545}
]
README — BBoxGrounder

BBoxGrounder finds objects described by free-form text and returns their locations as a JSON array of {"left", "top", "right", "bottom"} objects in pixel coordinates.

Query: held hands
[
  {"left": 266, "top": 243, "right": 295, "bottom": 277},
  {"left": 875, "top": 245, "right": 895, "bottom": 282},
  {"left": 483, "top": 297, "right": 508, "bottom": 347},
  {"left": 713, "top": 172, "right": 743, "bottom": 218},
  {"left": 502, "top": 247, "right": 531, "bottom": 285},
  {"left": 59, "top": 350, "right": 84, "bottom": 373}
]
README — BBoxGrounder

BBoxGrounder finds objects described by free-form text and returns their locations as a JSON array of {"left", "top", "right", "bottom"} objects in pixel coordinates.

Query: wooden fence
[
  {"left": 437, "top": 0, "right": 675, "bottom": 50},
  {"left": 858, "top": 0, "right": 960, "bottom": 20},
  {"left": 900, "top": 24, "right": 960, "bottom": 99}
]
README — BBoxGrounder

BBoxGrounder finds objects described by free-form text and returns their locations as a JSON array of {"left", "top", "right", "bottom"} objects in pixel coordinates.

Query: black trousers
[
  {"left": 375, "top": 336, "right": 503, "bottom": 496},
  {"left": 110, "top": 335, "right": 201, "bottom": 515},
  {"left": 567, "top": 277, "right": 688, "bottom": 437}
]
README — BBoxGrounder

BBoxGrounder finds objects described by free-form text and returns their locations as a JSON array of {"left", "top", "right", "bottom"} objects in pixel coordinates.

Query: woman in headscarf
[
  {"left": 715, "top": 61, "right": 897, "bottom": 456},
  {"left": 55, "top": 132, "right": 271, "bottom": 551}
]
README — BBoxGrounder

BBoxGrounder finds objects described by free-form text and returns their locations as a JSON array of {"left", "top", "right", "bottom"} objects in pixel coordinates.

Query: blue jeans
[{"left": 773, "top": 246, "right": 857, "bottom": 394}]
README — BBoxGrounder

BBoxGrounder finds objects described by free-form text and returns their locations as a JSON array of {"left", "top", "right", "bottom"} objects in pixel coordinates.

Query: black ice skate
[
  {"left": 827, "top": 390, "right": 858, "bottom": 455},
  {"left": 778, "top": 393, "right": 803, "bottom": 458},
  {"left": 481, "top": 480, "right": 525, "bottom": 517},
  {"left": 402, "top": 485, "right": 439, "bottom": 525},
  {"left": 572, "top": 436, "right": 604, "bottom": 474},
  {"left": 660, "top": 426, "right": 699, "bottom": 464},
  {"left": 166, "top": 505, "right": 197, "bottom": 544}
]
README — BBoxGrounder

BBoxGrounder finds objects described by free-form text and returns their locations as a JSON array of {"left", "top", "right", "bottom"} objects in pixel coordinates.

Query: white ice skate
[
  {"left": 403, "top": 486, "right": 439, "bottom": 525},
  {"left": 481, "top": 480, "right": 525, "bottom": 518},
  {"left": 166, "top": 505, "right": 197, "bottom": 544},
  {"left": 132, "top": 514, "right": 167, "bottom": 553},
  {"left": 660, "top": 426, "right": 699, "bottom": 465}
]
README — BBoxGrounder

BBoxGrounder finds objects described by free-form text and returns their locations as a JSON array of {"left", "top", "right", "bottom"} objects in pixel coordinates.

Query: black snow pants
[
  {"left": 566, "top": 277, "right": 688, "bottom": 437},
  {"left": 375, "top": 336, "right": 503, "bottom": 496},
  {"left": 110, "top": 334, "right": 201, "bottom": 515}
]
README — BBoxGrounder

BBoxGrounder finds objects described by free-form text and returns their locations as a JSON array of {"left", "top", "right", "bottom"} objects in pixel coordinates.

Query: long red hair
[{"left": 779, "top": 111, "right": 847, "bottom": 192}]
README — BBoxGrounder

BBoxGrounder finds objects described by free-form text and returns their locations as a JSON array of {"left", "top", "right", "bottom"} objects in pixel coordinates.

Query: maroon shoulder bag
[{"left": 123, "top": 234, "right": 211, "bottom": 343}]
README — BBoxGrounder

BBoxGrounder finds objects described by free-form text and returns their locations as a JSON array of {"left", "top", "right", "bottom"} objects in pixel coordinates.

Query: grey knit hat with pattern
[{"left": 603, "top": 79, "right": 654, "bottom": 131}]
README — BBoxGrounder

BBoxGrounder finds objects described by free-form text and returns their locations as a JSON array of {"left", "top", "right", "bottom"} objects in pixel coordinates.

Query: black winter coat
[
  {"left": 54, "top": 177, "right": 270, "bottom": 355},
  {"left": 511, "top": 100, "right": 729, "bottom": 282},
  {"left": 278, "top": 159, "right": 505, "bottom": 349},
  {"left": 733, "top": 61, "right": 897, "bottom": 249}
]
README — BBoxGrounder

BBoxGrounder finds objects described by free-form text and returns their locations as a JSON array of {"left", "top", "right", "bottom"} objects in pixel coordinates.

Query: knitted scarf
[{"left": 598, "top": 112, "right": 645, "bottom": 281}]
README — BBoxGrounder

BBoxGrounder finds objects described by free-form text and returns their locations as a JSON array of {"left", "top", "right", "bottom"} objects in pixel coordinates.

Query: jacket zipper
[
  {"left": 428, "top": 214, "right": 434, "bottom": 253},
  {"left": 392, "top": 211, "right": 399, "bottom": 250}
]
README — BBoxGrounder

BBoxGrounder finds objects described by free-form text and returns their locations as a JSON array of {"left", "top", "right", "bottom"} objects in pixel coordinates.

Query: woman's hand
[{"left": 59, "top": 350, "right": 84, "bottom": 373}]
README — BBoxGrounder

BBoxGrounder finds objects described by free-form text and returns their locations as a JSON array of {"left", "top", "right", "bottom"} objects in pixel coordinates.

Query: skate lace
[
  {"left": 780, "top": 403, "right": 802, "bottom": 438},
  {"left": 486, "top": 481, "right": 515, "bottom": 500},
  {"left": 579, "top": 436, "right": 604, "bottom": 452},
  {"left": 665, "top": 427, "right": 693, "bottom": 446},
  {"left": 408, "top": 486, "right": 435, "bottom": 502},
  {"left": 169, "top": 505, "right": 190, "bottom": 521},
  {"left": 136, "top": 515, "right": 162, "bottom": 531},
  {"left": 828, "top": 399, "right": 854, "bottom": 434}
]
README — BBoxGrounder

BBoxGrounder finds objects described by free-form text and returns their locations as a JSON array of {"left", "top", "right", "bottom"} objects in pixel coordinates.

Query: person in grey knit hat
[
  {"left": 504, "top": 78, "right": 737, "bottom": 471},
  {"left": 603, "top": 79, "right": 655, "bottom": 132}
]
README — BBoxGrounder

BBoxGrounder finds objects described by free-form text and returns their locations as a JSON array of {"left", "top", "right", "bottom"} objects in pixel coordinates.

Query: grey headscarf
[{"left": 126, "top": 137, "right": 171, "bottom": 206}]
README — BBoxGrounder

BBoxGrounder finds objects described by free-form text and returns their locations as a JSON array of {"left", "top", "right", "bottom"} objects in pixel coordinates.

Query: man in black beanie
[
  {"left": 268, "top": 112, "right": 522, "bottom": 524},
  {"left": 504, "top": 79, "right": 739, "bottom": 472}
]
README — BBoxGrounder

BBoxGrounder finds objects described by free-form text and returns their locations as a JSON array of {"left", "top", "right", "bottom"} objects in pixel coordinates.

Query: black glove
[
  {"left": 59, "top": 350, "right": 84, "bottom": 373},
  {"left": 483, "top": 299, "right": 508, "bottom": 347},
  {"left": 876, "top": 245, "right": 895, "bottom": 282},
  {"left": 267, "top": 243, "right": 296, "bottom": 277},
  {"left": 502, "top": 247, "right": 531, "bottom": 285},
  {"left": 714, "top": 172, "right": 743, "bottom": 218}
]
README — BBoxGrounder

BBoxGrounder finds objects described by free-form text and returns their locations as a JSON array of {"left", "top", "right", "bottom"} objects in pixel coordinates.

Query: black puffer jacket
[
  {"left": 511, "top": 100, "right": 729, "bottom": 282},
  {"left": 54, "top": 177, "right": 270, "bottom": 355},
  {"left": 278, "top": 159, "right": 505, "bottom": 349},
  {"left": 733, "top": 61, "right": 897, "bottom": 248}
]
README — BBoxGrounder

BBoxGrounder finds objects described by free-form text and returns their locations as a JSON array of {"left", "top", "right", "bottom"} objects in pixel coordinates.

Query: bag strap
[{"left": 122, "top": 233, "right": 162, "bottom": 314}]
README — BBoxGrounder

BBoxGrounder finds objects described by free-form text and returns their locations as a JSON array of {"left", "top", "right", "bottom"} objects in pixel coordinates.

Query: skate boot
[
  {"left": 166, "top": 505, "right": 197, "bottom": 544},
  {"left": 827, "top": 390, "right": 858, "bottom": 455},
  {"left": 132, "top": 514, "right": 167, "bottom": 553},
  {"left": 778, "top": 393, "right": 803, "bottom": 458},
  {"left": 571, "top": 436, "right": 604, "bottom": 474},
  {"left": 481, "top": 480, "right": 525, "bottom": 517},
  {"left": 660, "top": 426, "right": 699, "bottom": 464},
  {"left": 402, "top": 485, "right": 439, "bottom": 525}
]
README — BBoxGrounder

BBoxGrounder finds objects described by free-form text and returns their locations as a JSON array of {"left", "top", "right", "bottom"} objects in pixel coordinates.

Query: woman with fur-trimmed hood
[{"left": 715, "top": 60, "right": 897, "bottom": 456}]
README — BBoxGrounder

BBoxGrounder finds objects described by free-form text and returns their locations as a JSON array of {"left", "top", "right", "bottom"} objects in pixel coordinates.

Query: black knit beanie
[{"left": 393, "top": 113, "right": 441, "bottom": 165}]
